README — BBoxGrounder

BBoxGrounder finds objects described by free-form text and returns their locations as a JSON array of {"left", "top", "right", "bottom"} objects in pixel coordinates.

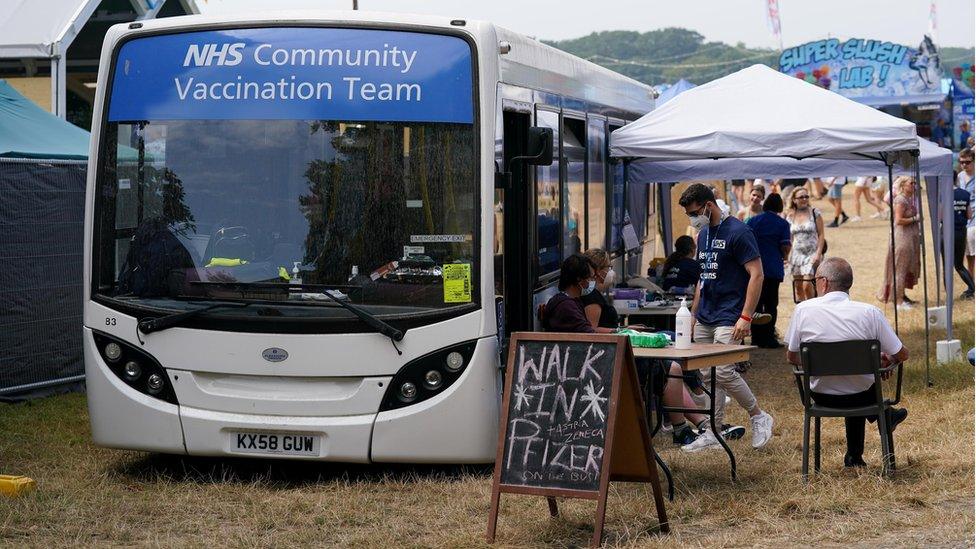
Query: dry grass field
[{"left": 1, "top": 189, "right": 974, "bottom": 547}]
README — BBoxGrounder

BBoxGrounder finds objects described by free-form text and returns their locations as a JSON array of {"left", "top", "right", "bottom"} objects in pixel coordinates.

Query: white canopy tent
[
  {"left": 610, "top": 64, "right": 948, "bottom": 382},
  {"left": 0, "top": 0, "right": 199, "bottom": 118}
]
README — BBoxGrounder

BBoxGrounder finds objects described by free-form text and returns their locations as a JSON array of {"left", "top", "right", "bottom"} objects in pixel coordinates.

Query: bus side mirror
[{"left": 524, "top": 127, "right": 553, "bottom": 166}]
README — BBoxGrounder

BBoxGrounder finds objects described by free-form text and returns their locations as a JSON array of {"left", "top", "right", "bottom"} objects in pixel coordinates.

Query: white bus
[{"left": 84, "top": 11, "right": 654, "bottom": 463}]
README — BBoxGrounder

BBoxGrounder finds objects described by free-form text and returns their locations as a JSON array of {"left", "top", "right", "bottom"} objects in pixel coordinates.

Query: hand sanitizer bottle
[
  {"left": 291, "top": 262, "right": 302, "bottom": 286},
  {"left": 675, "top": 298, "right": 692, "bottom": 349}
]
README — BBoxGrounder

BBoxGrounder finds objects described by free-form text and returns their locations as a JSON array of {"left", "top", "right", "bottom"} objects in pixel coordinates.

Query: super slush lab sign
[
  {"left": 778, "top": 37, "right": 943, "bottom": 104},
  {"left": 108, "top": 28, "right": 473, "bottom": 123}
]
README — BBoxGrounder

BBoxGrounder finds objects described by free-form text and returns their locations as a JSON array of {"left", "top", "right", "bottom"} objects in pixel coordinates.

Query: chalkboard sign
[
  {"left": 499, "top": 338, "right": 617, "bottom": 492},
  {"left": 487, "top": 332, "right": 669, "bottom": 547}
]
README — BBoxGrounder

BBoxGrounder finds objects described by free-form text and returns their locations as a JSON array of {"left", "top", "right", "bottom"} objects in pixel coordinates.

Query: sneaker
[
  {"left": 827, "top": 219, "right": 840, "bottom": 228},
  {"left": 681, "top": 429, "right": 722, "bottom": 453},
  {"left": 896, "top": 302, "right": 914, "bottom": 311},
  {"left": 870, "top": 212, "right": 883, "bottom": 219},
  {"left": 660, "top": 422, "right": 673, "bottom": 433},
  {"left": 721, "top": 424, "right": 746, "bottom": 440},
  {"left": 841, "top": 212, "right": 850, "bottom": 224},
  {"left": 901, "top": 295, "right": 916, "bottom": 304},
  {"left": 849, "top": 215, "right": 862, "bottom": 222},
  {"left": 672, "top": 424, "right": 699, "bottom": 445},
  {"left": 751, "top": 313, "right": 773, "bottom": 326},
  {"left": 750, "top": 410, "right": 774, "bottom": 449}
]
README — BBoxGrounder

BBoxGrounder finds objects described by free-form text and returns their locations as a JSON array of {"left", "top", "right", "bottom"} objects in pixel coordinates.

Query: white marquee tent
[{"left": 611, "top": 64, "right": 955, "bottom": 381}]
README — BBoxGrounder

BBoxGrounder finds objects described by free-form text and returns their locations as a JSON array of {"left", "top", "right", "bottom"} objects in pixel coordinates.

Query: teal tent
[{"left": 0, "top": 79, "right": 90, "bottom": 160}]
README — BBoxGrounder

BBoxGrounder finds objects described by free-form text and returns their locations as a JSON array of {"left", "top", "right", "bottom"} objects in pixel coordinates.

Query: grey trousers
[{"left": 693, "top": 322, "right": 758, "bottom": 427}]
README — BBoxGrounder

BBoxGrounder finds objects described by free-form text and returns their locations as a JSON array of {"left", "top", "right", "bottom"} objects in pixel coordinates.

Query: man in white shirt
[{"left": 785, "top": 257, "right": 909, "bottom": 468}]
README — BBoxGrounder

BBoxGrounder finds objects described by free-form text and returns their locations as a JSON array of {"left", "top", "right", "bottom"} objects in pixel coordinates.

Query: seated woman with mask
[
  {"left": 543, "top": 254, "right": 616, "bottom": 334},
  {"left": 581, "top": 249, "right": 619, "bottom": 330}
]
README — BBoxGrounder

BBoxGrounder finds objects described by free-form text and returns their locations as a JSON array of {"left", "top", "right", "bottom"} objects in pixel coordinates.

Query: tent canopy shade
[
  {"left": 610, "top": 64, "right": 918, "bottom": 162},
  {"left": 624, "top": 137, "right": 950, "bottom": 182},
  {"left": 0, "top": 80, "right": 90, "bottom": 159}
]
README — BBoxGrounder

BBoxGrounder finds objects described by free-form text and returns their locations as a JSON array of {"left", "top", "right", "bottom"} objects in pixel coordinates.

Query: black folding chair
[{"left": 793, "top": 340, "right": 904, "bottom": 479}]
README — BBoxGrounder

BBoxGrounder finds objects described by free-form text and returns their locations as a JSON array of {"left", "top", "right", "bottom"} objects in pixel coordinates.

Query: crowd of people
[{"left": 537, "top": 148, "right": 976, "bottom": 466}]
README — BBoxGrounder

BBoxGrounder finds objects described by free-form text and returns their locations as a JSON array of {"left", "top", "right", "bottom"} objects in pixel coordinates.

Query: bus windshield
[{"left": 92, "top": 27, "right": 478, "bottom": 323}]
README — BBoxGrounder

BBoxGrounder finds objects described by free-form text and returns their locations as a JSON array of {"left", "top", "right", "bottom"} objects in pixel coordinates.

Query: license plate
[{"left": 230, "top": 431, "right": 319, "bottom": 457}]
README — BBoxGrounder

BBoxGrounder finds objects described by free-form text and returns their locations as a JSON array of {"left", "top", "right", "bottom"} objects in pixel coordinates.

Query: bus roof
[{"left": 99, "top": 10, "right": 654, "bottom": 116}]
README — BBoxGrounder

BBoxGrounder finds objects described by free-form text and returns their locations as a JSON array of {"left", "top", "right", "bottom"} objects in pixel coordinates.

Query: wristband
[{"left": 739, "top": 313, "right": 753, "bottom": 322}]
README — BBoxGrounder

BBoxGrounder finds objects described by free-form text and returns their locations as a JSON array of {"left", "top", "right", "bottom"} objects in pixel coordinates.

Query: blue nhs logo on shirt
[{"left": 108, "top": 27, "right": 473, "bottom": 123}]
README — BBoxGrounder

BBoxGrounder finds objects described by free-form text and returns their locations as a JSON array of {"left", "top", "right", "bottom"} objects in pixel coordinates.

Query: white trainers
[
  {"left": 849, "top": 215, "right": 862, "bottom": 222},
  {"left": 750, "top": 411, "right": 774, "bottom": 449},
  {"left": 896, "top": 302, "right": 914, "bottom": 311},
  {"left": 681, "top": 429, "right": 722, "bottom": 453},
  {"left": 870, "top": 212, "right": 883, "bottom": 219}
]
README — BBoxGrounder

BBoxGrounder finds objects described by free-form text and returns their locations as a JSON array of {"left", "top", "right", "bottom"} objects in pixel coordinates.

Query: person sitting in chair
[{"left": 785, "top": 257, "right": 909, "bottom": 468}]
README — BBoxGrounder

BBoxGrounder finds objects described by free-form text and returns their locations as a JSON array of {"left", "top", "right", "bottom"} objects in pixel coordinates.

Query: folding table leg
[{"left": 707, "top": 366, "right": 736, "bottom": 481}]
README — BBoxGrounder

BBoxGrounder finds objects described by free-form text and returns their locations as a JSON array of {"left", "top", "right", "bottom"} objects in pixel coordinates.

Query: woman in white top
[{"left": 787, "top": 189, "right": 826, "bottom": 301}]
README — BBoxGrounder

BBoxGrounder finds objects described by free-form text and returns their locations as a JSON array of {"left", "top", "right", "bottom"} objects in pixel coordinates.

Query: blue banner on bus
[{"left": 108, "top": 28, "right": 474, "bottom": 123}]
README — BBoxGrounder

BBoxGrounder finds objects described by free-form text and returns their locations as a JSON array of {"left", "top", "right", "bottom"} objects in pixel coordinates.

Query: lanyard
[{"left": 704, "top": 214, "right": 729, "bottom": 254}]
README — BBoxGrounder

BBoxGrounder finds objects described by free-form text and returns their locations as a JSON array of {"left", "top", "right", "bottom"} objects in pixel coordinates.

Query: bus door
[{"left": 495, "top": 109, "right": 553, "bottom": 339}]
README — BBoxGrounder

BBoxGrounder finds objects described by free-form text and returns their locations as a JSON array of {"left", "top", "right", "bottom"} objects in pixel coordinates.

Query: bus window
[
  {"left": 626, "top": 180, "right": 649, "bottom": 278},
  {"left": 609, "top": 163, "right": 625, "bottom": 252},
  {"left": 562, "top": 118, "right": 585, "bottom": 257},
  {"left": 535, "top": 109, "right": 560, "bottom": 278},
  {"left": 587, "top": 117, "right": 607, "bottom": 250}
]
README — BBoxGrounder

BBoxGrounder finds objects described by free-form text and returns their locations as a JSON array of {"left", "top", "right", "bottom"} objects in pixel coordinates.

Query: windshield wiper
[
  {"left": 314, "top": 288, "right": 405, "bottom": 350},
  {"left": 174, "top": 282, "right": 406, "bottom": 350},
  {"left": 138, "top": 302, "right": 252, "bottom": 335}
]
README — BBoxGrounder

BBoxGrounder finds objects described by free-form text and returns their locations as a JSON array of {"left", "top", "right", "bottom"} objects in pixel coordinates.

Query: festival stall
[
  {"left": 0, "top": 80, "right": 90, "bottom": 398},
  {"left": 778, "top": 37, "right": 952, "bottom": 146},
  {"left": 610, "top": 64, "right": 952, "bottom": 383}
]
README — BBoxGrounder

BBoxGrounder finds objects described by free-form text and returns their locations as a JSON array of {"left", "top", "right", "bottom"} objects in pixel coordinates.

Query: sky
[{"left": 198, "top": 0, "right": 975, "bottom": 50}]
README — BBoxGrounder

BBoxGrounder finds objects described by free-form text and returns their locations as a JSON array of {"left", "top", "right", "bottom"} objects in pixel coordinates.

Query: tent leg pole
[
  {"left": 916, "top": 158, "right": 932, "bottom": 387},
  {"left": 886, "top": 162, "right": 898, "bottom": 335}
]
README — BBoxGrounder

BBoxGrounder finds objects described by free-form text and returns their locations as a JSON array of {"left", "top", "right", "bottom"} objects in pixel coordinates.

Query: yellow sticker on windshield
[{"left": 443, "top": 264, "right": 472, "bottom": 303}]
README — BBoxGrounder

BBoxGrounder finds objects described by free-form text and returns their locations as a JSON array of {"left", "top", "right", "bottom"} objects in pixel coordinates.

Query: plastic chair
[{"left": 793, "top": 340, "right": 904, "bottom": 479}]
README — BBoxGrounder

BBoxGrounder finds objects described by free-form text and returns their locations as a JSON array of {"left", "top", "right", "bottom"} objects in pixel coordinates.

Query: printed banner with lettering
[
  {"left": 108, "top": 27, "right": 473, "bottom": 123},
  {"left": 778, "top": 36, "right": 945, "bottom": 106}
]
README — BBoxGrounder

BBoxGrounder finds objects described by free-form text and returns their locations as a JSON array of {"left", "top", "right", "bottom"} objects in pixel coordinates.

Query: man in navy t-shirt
[
  {"left": 678, "top": 183, "right": 774, "bottom": 453},
  {"left": 951, "top": 182, "right": 974, "bottom": 297},
  {"left": 747, "top": 193, "right": 792, "bottom": 347}
]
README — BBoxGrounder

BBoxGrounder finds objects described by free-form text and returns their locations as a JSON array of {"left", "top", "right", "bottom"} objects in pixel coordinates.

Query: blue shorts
[{"left": 828, "top": 183, "right": 844, "bottom": 199}]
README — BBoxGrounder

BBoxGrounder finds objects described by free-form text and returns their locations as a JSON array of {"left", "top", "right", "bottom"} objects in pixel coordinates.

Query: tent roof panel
[
  {"left": 0, "top": 0, "right": 102, "bottom": 58},
  {"left": 610, "top": 64, "right": 918, "bottom": 161},
  {"left": 0, "top": 80, "right": 90, "bottom": 159}
]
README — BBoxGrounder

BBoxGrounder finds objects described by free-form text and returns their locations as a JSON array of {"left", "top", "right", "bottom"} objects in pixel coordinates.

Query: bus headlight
[
  {"left": 398, "top": 382, "right": 417, "bottom": 402},
  {"left": 423, "top": 370, "right": 443, "bottom": 390},
  {"left": 123, "top": 361, "right": 142, "bottom": 381},
  {"left": 93, "top": 332, "right": 178, "bottom": 405},
  {"left": 146, "top": 374, "right": 165, "bottom": 394},
  {"left": 104, "top": 343, "right": 122, "bottom": 362},
  {"left": 379, "top": 340, "right": 478, "bottom": 412},
  {"left": 445, "top": 352, "right": 464, "bottom": 372}
]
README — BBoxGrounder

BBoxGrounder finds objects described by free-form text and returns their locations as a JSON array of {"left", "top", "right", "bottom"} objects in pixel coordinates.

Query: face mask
[
  {"left": 688, "top": 204, "right": 710, "bottom": 231},
  {"left": 604, "top": 269, "right": 616, "bottom": 287},
  {"left": 689, "top": 213, "right": 709, "bottom": 231},
  {"left": 581, "top": 280, "right": 596, "bottom": 296}
]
